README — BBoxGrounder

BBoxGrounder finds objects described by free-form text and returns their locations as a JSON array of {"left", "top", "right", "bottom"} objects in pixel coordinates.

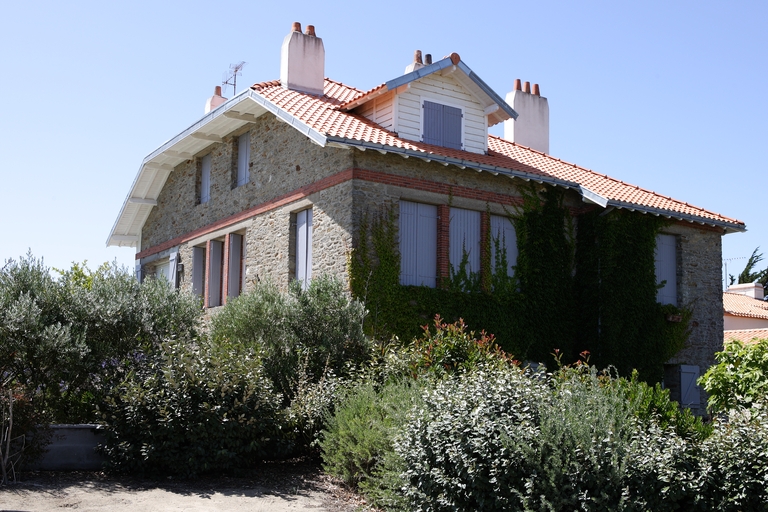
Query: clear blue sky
[{"left": 1, "top": 0, "right": 765, "bottom": 285}]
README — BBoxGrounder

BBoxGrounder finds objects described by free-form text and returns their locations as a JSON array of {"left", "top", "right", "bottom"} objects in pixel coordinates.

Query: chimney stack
[
  {"left": 280, "top": 22, "right": 325, "bottom": 95},
  {"left": 204, "top": 85, "right": 227, "bottom": 114},
  {"left": 727, "top": 282, "right": 765, "bottom": 301},
  {"left": 504, "top": 79, "right": 549, "bottom": 154},
  {"left": 405, "top": 50, "right": 425, "bottom": 73}
]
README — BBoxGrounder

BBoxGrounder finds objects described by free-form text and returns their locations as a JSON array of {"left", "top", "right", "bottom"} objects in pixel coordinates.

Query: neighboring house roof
[
  {"left": 724, "top": 328, "right": 768, "bottom": 344},
  {"left": 108, "top": 56, "right": 746, "bottom": 248},
  {"left": 723, "top": 292, "right": 768, "bottom": 320}
]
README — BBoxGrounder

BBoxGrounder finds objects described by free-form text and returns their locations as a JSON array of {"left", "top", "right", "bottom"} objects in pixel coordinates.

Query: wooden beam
[
  {"left": 128, "top": 197, "right": 158, "bottom": 205},
  {"left": 111, "top": 235, "right": 139, "bottom": 242},
  {"left": 224, "top": 111, "right": 259, "bottom": 122},
  {"left": 190, "top": 132, "right": 223, "bottom": 143},
  {"left": 143, "top": 162, "right": 174, "bottom": 172},
  {"left": 164, "top": 150, "right": 193, "bottom": 159}
]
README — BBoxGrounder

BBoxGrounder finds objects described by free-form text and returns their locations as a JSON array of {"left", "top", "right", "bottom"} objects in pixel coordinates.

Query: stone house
[{"left": 108, "top": 23, "right": 744, "bottom": 411}]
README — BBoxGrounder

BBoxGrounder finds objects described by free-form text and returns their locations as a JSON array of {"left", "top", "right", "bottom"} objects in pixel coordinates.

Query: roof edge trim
[{"left": 325, "top": 136, "right": 575, "bottom": 188}]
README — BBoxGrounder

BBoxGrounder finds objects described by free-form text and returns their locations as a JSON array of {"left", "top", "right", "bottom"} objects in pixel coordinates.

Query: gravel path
[{"left": 0, "top": 459, "right": 372, "bottom": 512}]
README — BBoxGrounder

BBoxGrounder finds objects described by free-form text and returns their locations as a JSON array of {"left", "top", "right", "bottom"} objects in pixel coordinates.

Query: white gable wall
[
  {"left": 394, "top": 74, "right": 488, "bottom": 154},
  {"left": 358, "top": 92, "right": 396, "bottom": 132}
]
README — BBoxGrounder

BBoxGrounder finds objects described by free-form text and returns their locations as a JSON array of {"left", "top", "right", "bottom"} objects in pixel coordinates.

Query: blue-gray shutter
[
  {"left": 449, "top": 207, "right": 480, "bottom": 275},
  {"left": 237, "top": 132, "right": 250, "bottom": 186},
  {"left": 443, "top": 104, "right": 462, "bottom": 150},
  {"left": 201, "top": 154, "right": 211, "bottom": 203},
  {"left": 422, "top": 101, "right": 443, "bottom": 146},
  {"left": 416, "top": 204, "right": 437, "bottom": 287},
  {"left": 490, "top": 215, "right": 517, "bottom": 276},
  {"left": 655, "top": 234, "right": 677, "bottom": 305},
  {"left": 192, "top": 246, "right": 205, "bottom": 297},
  {"left": 399, "top": 200, "right": 437, "bottom": 287},
  {"left": 680, "top": 365, "right": 700, "bottom": 407},
  {"left": 135, "top": 262, "right": 143, "bottom": 283},
  {"left": 296, "top": 209, "right": 313, "bottom": 289},
  {"left": 208, "top": 240, "right": 223, "bottom": 307},
  {"left": 168, "top": 250, "right": 178, "bottom": 289},
  {"left": 227, "top": 234, "right": 242, "bottom": 298}
]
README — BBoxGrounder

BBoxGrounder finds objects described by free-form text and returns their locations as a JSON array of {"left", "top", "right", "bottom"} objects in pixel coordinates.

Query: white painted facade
[
  {"left": 724, "top": 314, "right": 768, "bottom": 331},
  {"left": 388, "top": 74, "right": 488, "bottom": 154}
]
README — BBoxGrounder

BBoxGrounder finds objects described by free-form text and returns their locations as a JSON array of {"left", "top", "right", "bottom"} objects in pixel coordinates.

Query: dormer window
[{"left": 422, "top": 100, "right": 462, "bottom": 150}]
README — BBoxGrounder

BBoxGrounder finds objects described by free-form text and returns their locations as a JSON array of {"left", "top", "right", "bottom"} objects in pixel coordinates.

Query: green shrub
[
  {"left": 696, "top": 402, "right": 768, "bottom": 511},
  {"left": 100, "top": 338, "right": 284, "bottom": 476},
  {"left": 0, "top": 255, "right": 202, "bottom": 423},
  {"left": 211, "top": 275, "right": 370, "bottom": 399},
  {"left": 397, "top": 365, "right": 547, "bottom": 511},
  {"left": 699, "top": 338, "right": 768, "bottom": 413},
  {"left": 321, "top": 379, "right": 421, "bottom": 484},
  {"left": 408, "top": 315, "right": 512, "bottom": 378}
]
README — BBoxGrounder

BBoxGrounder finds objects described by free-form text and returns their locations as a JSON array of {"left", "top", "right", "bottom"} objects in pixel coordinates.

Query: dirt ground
[{"left": 0, "top": 458, "right": 372, "bottom": 512}]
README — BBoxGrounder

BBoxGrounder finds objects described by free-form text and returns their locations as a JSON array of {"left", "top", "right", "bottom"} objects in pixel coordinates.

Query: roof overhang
[
  {"left": 107, "top": 88, "right": 330, "bottom": 248},
  {"left": 341, "top": 54, "right": 518, "bottom": 127}
]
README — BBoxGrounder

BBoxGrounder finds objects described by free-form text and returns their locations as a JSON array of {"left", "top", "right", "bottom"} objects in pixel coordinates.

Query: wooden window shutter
[
  {"left": 443, "top": 105, "right": 462, "bottom": 150},
  {"left": 296, "top": 209, "right": 313, "bottom": 290},
  {"left": 399, "top": 200, "right": 437, "bottom": 287},
  {"left": 490, "top": 215, "right": 518, "bottom": 276},
  {"left": 449, "top": 207, "right": 481, "bottom": 275},
  {"left": 680, "top": 365, "right": 700, "bottom": 407},
  {"left": 208, "top": 240, "right": 223, "bottom": 307},
  {"left": 192, "top": 246, "right": 206, "bottom": 297},
  {"left": 422, "top": 101, "right": 442, "bottom": 146},
  {"left": 168, "top": 250, "right": 178, "bottom": 289},
  {"left": 227, "top": 234, "right": 243, "bottom": 298},
  {"left": 200, "top": 154, "right": 211, "bottom": 203},
  {"left": 655, "top": 234, "right": 677, "bottom": 306},
  {"left": 237, "top": 132, "right": 250, "bottom": 186}
]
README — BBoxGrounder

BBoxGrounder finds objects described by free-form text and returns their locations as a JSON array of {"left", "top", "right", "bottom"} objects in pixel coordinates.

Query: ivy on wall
[{"left": 348, "top": 185, "right": 691, "bottom": 383}]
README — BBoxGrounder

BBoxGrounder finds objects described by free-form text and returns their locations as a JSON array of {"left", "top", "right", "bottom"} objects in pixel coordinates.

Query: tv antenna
[{"left": 222, "top": 61, "right": 246, "bottom": 95}]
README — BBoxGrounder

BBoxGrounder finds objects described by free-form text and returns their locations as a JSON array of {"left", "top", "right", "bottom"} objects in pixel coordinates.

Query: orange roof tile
[
  {"left": 248, "top": 78, "right": 744, "bottom": 229},
  {"left": 724, "top": 292, "right": 768, "bottom": 320},
  {"left": 724, "top": 328, "right": 768, "bottom": 344}
]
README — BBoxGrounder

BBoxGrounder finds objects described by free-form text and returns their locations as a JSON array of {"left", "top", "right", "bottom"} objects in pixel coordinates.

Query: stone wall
[{"left": 141, "top": 114, "right": 353, "bottom": 251}]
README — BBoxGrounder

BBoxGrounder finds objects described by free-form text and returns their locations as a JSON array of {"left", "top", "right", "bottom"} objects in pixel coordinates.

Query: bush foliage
[
  {"left": 100, "top": 338, "right": 285, "bottom": 476},
  {"left": 699, "top": 338, "right": 768, "bottom": 412}
]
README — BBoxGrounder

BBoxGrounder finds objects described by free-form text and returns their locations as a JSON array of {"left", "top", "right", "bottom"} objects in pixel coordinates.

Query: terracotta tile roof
[
  {"left": 724, "top": 328, "right": 768, "bottom": 344},
  {"left": 723, "top": 292, "right": 768, "bottom": 320},
  {"left": 248, "top": 78, "right": 744, "bottom": 229}
]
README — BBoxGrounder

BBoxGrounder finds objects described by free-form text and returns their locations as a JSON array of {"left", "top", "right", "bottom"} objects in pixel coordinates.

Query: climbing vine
[{"left": 349, "top": 185, "right": 691, "bottom": 382}]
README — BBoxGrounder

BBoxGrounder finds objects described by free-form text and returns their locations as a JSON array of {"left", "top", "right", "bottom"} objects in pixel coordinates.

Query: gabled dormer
[{"left": 341, "top": 51, "right": 517, "bottom": 155}]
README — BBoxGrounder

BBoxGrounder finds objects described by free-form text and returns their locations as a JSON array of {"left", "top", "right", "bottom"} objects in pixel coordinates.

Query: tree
[{"left": 729, "top": 247, "right": 768, "bottom": 291}]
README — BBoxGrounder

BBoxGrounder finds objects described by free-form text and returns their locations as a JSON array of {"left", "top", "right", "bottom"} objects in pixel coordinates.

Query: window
[
  {"left": 151, "top": 250, "right": 178, "bottom": 288},
  {"left": 296, "top": 209, "right": 313, "bottom": 290},
  {"left": 192, "top": 246, "right": 206, "bottom": 298},
  {"left": 399, "top": 200, "right": 437, "bottom": 287},
  {"left": 423, "top": 100, "right": 462, "bottom": 150},
  {"left": 199, "top": 154, "right": 211, "bottom": 204},
  {"left": 449, "top": 207, "right": 480, "bottom": 276},
  {"left": 236, "top": 131, "right": 250, "bottom": 187},
  {"left": 655, "top": 233, "right": 677, "bottom": 306},
  {"left": 490, "top": 214, "right": 517, "bottom": 276},
  {"left": 207, "top": 239, "right": 224, "bottom": 307},
  {"left": 227, "top": 233, "right": 245, "bottom": 298}
]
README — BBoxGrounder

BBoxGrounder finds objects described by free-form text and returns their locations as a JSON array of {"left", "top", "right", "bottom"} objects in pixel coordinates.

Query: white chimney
[
  {"left": 504, "top": 79, "right": 549, "bottom": 154},
  {"left": 726, "top": 282, "right": 765, "bottom": 300},
  {"left": 280, "top": 22, "right": 325, "bottom": 96},
  {"left": 204, "top": 86, "right": 227, "bottom": 114}
]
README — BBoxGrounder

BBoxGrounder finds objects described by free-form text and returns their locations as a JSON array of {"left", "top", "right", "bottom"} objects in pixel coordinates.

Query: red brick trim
[
  {"left": 137, "top": 168, "right": 526, "bottom": 260},
  {"left": 221, "top": 234, "right": 231, "bottom": 305},
  {"left": 437, "top": 204, "right": 450, "bottom": 286}
]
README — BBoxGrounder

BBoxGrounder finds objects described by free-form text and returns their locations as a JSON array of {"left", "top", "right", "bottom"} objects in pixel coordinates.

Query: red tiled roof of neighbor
[
  {"left": 724, "top": 328, "right": 768, "bottom": 344},
  {"left": 723, "top": 292, "right": 768, "bottom": 320},
  {"left": 249, "top": 78, "right": 744, "bottom": 228}
]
